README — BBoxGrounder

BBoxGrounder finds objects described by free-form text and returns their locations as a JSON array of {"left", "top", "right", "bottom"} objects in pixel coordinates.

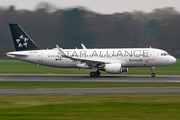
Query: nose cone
[{"left": 170, "top": 56, "right": 176, "bottom": 64}]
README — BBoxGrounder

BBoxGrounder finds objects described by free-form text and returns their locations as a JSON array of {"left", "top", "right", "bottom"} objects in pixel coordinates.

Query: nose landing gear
[{"left": 151, "top": 66, "right": 155, "bottom": 77}]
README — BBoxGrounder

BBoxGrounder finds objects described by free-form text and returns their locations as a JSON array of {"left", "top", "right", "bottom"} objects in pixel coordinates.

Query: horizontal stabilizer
[{"left": 6, "top": 52, "right": 29, "bottom": 57}]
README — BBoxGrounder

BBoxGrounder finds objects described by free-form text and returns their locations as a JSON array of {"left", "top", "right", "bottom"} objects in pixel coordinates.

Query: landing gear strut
[
  {"left": 151, "top": 66, "right": 155, "bottom": 77},
  {"left": 90, "top": 71, "right": 101, "bottom": 77}
]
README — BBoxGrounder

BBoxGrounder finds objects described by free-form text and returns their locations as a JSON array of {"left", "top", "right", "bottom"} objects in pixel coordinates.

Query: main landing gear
[
  {"left": 151, "top": 66, "right": 155, "bottom": 77},
  {"left": 90, "top": 71, "right": 101, "bottom": 77}
]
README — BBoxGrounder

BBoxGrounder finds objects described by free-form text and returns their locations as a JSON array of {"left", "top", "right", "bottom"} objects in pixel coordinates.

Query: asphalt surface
[
  {"left": 0, "top": 74, "right": 180, "bottom": 82},
  {"left": 0, "top": 74, "right": 180, "bottom": 94},
  {"left": 0, "top": 88, "right": 180, "bottom": 94}
]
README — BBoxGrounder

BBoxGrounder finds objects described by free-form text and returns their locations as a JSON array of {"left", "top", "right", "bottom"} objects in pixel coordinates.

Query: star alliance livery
[{"left": 7, "top": 24, "right": 176, "bottom": 77}]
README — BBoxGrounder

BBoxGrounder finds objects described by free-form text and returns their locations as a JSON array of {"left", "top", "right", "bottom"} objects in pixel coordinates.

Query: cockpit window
[
  {"left": 161, "top": 53, "right": 169, "bottom": 56},
  {"left": 165, "top": 53, "right": 169, "bottom": 56}
]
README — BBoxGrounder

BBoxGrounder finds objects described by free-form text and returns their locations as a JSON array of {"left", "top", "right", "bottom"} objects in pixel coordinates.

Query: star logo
[{"left": 16, "top": 35, "right": 29, "bottom": 48}]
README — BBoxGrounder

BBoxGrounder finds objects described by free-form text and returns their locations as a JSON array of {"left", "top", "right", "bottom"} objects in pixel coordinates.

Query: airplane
[{"left": 6, "top": 24, "right": 176, "bottom": 77}]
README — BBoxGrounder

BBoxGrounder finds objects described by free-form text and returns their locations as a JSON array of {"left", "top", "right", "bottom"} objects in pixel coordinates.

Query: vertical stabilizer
[{"left": 9, "top": 24, "right": 40, "bottom": 51}]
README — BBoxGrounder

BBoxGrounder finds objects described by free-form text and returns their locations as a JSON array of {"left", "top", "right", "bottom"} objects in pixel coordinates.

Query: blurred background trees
[{"left": 0, "top": 2, "right": 180, "bottom": 57}]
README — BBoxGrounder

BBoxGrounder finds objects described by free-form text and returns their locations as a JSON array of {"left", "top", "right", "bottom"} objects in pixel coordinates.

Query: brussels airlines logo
[{"left": 16, "top": 35, "right": 29, "bottom": 48}]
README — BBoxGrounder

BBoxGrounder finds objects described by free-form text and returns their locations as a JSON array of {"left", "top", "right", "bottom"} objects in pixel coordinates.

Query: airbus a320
[{"left": 6, "top": 24, "right": 176, "bottom": 77}]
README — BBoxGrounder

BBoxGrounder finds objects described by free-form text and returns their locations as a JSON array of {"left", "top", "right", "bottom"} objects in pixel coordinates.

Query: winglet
[
  {"left": 56, "top": 45, "right": 71, "bottom": 58},
  {"left": 81, "top": 43, "right": 87, "bottom": 49}
]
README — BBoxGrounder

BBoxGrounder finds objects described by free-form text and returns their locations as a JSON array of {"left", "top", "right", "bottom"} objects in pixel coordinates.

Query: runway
[
  {"left": 0, "top": 74, "right": 180, "bottom": 82},
  {"left": 0, "top": 74, "right": 180, "bottom": 94},
  {"left": 0, "top": 88, "right": 180, "bottom": 94}
]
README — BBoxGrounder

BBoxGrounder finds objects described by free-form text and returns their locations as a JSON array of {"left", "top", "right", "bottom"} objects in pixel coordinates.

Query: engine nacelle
[{"left": 104, "top": 63, "right": 122, "bottom": 74}]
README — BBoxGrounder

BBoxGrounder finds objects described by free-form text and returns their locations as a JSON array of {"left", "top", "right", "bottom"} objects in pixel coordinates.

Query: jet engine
[{"left": 104, "top": 63, "right": 122, "bottom": 74}]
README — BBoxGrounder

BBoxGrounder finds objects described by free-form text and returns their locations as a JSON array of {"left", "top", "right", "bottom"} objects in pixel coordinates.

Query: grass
[
  {"left": 0, "top": 60, "right": 180, "bottom": 120},
  {"left": 0, "top": 59, "right": 180, "bottom": 74},
  {"left": 0, "top": 82, "right": 180, "bottom": 89},
  {"left": 0, "top": 94, "right": 180, "bottom": 120}
]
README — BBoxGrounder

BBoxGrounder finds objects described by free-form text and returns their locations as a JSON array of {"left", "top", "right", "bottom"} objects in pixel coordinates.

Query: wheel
[
  {"left": 151, "top": 73, "right": 155, "bottom": 77},
  {"left": 90, "top": 72, "right": 95, "bottom": 77},
  {"left": 95, "top": 71, "right": 101, "bottom": 77}
]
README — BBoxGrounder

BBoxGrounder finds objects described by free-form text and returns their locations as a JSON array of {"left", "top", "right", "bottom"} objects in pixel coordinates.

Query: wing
[{"left": 56, "top": 45, "right": 112, "bottom": 66}]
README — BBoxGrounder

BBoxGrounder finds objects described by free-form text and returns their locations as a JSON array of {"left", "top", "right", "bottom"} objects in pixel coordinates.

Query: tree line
[{"left": 0, "top": 3, "right": 180, "bottom": 58}]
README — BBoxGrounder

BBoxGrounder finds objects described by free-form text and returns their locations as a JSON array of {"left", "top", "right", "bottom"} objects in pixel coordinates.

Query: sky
[{"left": 1, "top": 0, "right": 180, "bottom": 14}]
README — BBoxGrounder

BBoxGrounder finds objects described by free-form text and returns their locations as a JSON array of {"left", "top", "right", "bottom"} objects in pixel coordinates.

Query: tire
[
  {"left": 90, "top": 72, "right": 95, "bottom": 77},
  {"left": 95, "top": 71, "right": 101, "bottom": 77},
  {"left": 151, "top": 73, "right": 155, "bottom": 77}
]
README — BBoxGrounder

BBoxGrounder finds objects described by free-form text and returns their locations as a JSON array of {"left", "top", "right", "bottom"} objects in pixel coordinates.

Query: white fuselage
[{"left": 7, "top": 48, "right": 176, "bottom": 68}]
